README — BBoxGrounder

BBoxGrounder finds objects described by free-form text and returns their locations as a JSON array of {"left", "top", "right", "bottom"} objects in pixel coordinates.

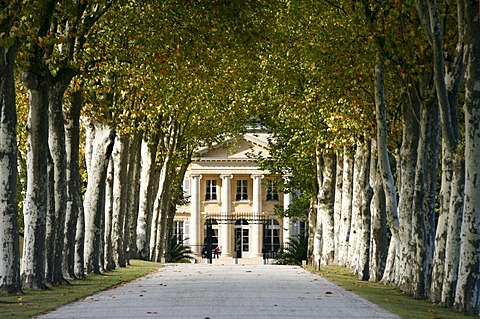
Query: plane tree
[{"left": 0, "top": 0, "right": 22, "bottom": 294}]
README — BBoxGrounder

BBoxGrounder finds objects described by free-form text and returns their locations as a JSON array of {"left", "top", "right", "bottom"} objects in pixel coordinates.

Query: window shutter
[
  {"left": 184, "top": 221, "right": 190, "bottom": 245},
  {"left": 183, "top": 178, "right": 190, "bottom": 197}
]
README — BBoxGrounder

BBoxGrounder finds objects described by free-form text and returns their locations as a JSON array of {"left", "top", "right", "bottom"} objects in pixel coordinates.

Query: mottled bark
[
  {"left": 318, "top": 152, "right": 336, "bottom": 265},
  {"left": 347, "top": 143, "right": 366, "bottom": 273},
  {"left": 111, "top": 134, "right": 129, "bottom": 268},
  {"left": 0, "top": 28, "right": 21, "bottom": 293},
  {"left": 104, "top": 158, "right": 115, "bottom": 271},
  {"left": 369, "top": 154, "right": 388, "bottom": 282},
  {"left": 442, "top": 157, "right": 464, "bottom": 307},
  {"left": 21, "top": 73, "right": 49, "bottom": 289},
  {"left": 375, "top": 47, "right": 399, "bottom": 284},
  {"left": 46, "top": 73, "right": 74, "bottom": 286},
  {"left": 136, "top": 137, "right": 159, "bottom": 260},
  {"left": 63, "top": 89, "right": 83, "bottom": 279},
  {"left": 397, "top": 87, "right": 420, "bottom": 290},
  {"left": 20, "top": 0, "right": 56, "bottom": 290},
  {"left": 454, "top": 2, "right": 480, "bottom": 312},
  {"left": 337, "top": 150, "right": 354, "bottom": 266},
  {"left": 333, "top": 151, "right": 343, "bottom": 265},
  {"left": 83, "top": 123, "right": 114, "bottom": 274},
  {"left": 123, "top": 133, "right": 142, "bottom": 263},
  {"left": 357, "top": 142, "right": 372, "bottom": 281}
]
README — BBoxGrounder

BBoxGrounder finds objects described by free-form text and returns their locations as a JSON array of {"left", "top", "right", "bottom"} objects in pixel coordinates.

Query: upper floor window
[
  {"left": 236, "top": 179, "right": 248, "bottom": 201},
  {"left": 183, "top": 178, "right": 190, "bottom": 200},
  {"left": 205, "top": 179, "right": 217, "bottom": 201},
  {"left": 266, "top": 180, "right": 279, "bottom": 201}
]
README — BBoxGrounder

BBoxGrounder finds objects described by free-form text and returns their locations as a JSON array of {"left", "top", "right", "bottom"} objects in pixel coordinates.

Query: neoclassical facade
[{"left": 175, "top": 133, "right": 303, "bottom": 260}]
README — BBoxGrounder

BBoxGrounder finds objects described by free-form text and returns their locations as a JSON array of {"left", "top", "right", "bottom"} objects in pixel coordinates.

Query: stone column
[
  {"left": 251, "top": 174, "right": 264, "bottom": 256},
  {"left": 283, "top": 192, "right": 293, "bottom": 247},
  {"left": 190, "top": 174, "right": 202, "bottom": 254},
  {"left": 220, "top": 174, "right": 233, "bottom": 257}
]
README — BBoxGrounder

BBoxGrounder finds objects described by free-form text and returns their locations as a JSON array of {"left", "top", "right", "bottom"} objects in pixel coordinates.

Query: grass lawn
[
  {"left": 0, "top": 260, "right": 160, "bottom": 319},
  {"left": 314, "top": 265, "right": 477, "bottom": 319}
]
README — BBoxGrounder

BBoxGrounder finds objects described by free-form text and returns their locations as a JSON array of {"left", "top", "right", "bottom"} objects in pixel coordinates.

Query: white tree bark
[
  {"left": 369, "top": 151, "right": 388, "bottom": 282},
  {"left": 123, "top": 133, "right": 142, "bottom": 263},
  {"left": 0, "top": 39, "right": 21, "bottom": 293},
  {"left": 357, "top": 142, "right": 372, "bottom": 281},
  {"left": 333, "top": 152, "right": 343, "bottom": 265},
  {"left": 410, "top": 98, "right": 438, "bottom": 298},
  {"left": 21, "top": 72, "right": 49, "bottom": 289},
  {"left": 104, "top": 158, "right": 114, "bottom": 271},
  {"left": 441, "top": 157, "right": 464, "bottom": 307},
  {"left": 374, "top": 48, "right": 399, "bottom": 285},
  {"left": 63, "top": 89, "right": 83, "bottom": 279},
  {"left": 46, "top": 79, "right": 73, "bottom": 285},
  {"left": 136, "top": 137, "right": 158, "bottom": 259},
  {"left": 318, "top": 152, "right": 336, "bottom": 265},
  {"left": 454, "top": 3, "right": 480, "bottom": 312},
  {"left": 83, "top": 123, "right": 114, "bottom": 274},
  {"left": 111, "top": 134, "right": 129, "bottom": 268},
  {"left": 337, "top": 150, "right": 354, "bottom": 266},
  {"left": 347, "top": 143, "right": 365, "bottom": 273},
  {"left": 149, "top": 162, "right": 166, "bottom": 262},
  {"left": 313, "top": 147, "right": 323, "bottom": 266},
  {"left": 397, "top": 89, "right": 420, "bottom": 291}
]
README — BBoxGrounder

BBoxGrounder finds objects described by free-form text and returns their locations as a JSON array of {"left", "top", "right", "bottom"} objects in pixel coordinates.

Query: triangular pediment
[{"left": 196, "top": 133, "right": 270, "bottom": 161}]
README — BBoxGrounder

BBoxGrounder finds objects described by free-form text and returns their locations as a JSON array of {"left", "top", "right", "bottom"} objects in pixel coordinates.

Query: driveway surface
[{"left": 37, "top": 263, "right": 400, "bottom": 319}]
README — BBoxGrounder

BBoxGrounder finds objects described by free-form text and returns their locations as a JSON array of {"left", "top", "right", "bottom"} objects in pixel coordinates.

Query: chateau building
[{"left": 175, "top": 132, "right": 304, "bottom": 260}]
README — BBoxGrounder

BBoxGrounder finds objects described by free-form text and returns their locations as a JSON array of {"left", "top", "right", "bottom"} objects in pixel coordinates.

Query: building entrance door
[{"left": 234, "top": 219, "right": 249, "bottom": 258}]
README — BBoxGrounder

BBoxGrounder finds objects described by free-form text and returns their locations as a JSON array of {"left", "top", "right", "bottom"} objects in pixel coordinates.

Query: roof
[{"left": 194, "top": 133, "right": 271, "bottom": 162}]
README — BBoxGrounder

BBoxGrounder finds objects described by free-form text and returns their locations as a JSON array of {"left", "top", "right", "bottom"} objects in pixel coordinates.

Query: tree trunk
[
  {"left": 153, "top": 161, "right": 176, "bottom": 262},
  {"left": 454, "top": 2, "right": 480, "bottom": 313},
  {"left": 358, "top": 141, "right": 372, "bottom": 281},
  {"left": 0, "top": 38, "right": 21, "bottom": 293},
  {"left": 441, "top": 157, "right": 464, "bottom": 307},
  {"left": 307, "top": 192, "right": 317, "bottom": 265},
  {"left": 111, "top": 134, "right": 129, "bottom": 268},
  {"left": 337, "top": 150, "right": 354, "bottom": 267},
  {"left": 123, "top": 133, "right": 142, "bottom": 264},
  {"left": 104, "top": 158, "right": 115, "bottom": 271},
  {"left": 150, "top": 123, "right": 179, "bottom": 262},
  {"left": 375, "top": 47, "right": 399, "bottom": 285},
  {"left": 63, "top": 88, "right": 83, "bottom": 279},
  {"left": 333, "top": 151, "right": 343, "bottom": 265},
  {"left": 318, "top": 152, "right": 336, "bottom": 265},
  {"left": 313, "top": 147, "right": 324, "bottom": 266},
  {"left": 424, "top": 96, "right": 441, "bottom": 296},
  {"left": 83, "top": 123, "right": 114, "bottom": 274},
  {"left": 397, "top": 87, "right": 420, "bottom": 291},
  {"left": 410, "top": 96, "right": 436, "bottom": 299},
  {"left": 46, "top": 75, "right": 74, "bottom": 285},
  {"left": 369, "top": 150, "right": 388, "bottom": 282},
  {"left": 348, "top": 143, "right": 366, "bottom": 273},
  {"left": 21, "top": 70, "right": 49, "bottom": 289},
  {"left": 136, "top": 137, "right": 159, "bottom": 260},
  {"left": 45, "top": 151, "right": 55, "bottom": 284}
]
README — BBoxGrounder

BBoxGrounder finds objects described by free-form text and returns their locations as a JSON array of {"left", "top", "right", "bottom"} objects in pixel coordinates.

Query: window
[
  {"left": 174, "top": 221, "right": 184, "bottom": 244},
  {"left": 183, "top": 178, "right": 190, "bottom": 200},
  {"left": 266, "top": 180, "right": 279, "bottom": 201},
  {"left": 204, "top": 219, "right": 219, "bottom": 248},
  {"left": 205, "top": 179, "right": 217, "bottom": 200},
  {"left": 236, "top": 180, "right": 248, "bottom": 201},
  {"left": 264, "top": 219, "right": 281, "bottom": 253}
]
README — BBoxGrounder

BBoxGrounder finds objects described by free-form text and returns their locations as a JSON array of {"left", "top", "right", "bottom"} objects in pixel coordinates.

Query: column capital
[
  {"left": 190, "top": 174, "right": 202, "bottom": 180},
  {"left": 251, "top": 174, "right": 264, "bottom": 180},
  {"left": 220, "top": 174, "right": 233, "bottom": 180}
]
